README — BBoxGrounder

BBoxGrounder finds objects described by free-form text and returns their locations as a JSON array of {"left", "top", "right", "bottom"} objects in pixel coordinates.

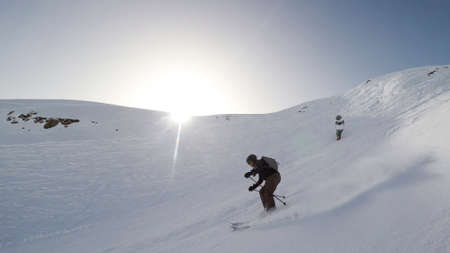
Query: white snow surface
[{"left": 1, "top": 65, "right": 450, "bottom": 252}]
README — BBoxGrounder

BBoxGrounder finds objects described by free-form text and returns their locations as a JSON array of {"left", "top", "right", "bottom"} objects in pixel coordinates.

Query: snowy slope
[{"left": 1, "top": 65, "right": 450, "bottom": 252}]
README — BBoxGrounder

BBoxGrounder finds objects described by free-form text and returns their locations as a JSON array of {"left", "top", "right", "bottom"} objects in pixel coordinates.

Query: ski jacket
[
  {"left": 335, "top": 119, "right": 344, "bottom": 130},
  {"left": 249, "top": 159, "right": 279, "bottom": 188}
]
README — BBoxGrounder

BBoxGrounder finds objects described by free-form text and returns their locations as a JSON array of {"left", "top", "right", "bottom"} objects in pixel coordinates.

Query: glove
[
  {"left": 248, "top": 185, "right": 257, "bottom": 191},
  {"left": 244, "top": 172, "right": 252, "bottom": 178}
]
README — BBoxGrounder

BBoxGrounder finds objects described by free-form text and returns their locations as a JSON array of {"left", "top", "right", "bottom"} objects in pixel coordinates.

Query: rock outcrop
[{"left": 6, "top": 111, "right": 80, "bottom": 129}]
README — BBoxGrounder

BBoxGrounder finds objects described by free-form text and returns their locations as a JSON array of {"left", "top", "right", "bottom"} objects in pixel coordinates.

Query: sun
[{"left": 170, "top": 112, "right": 191, "bottom": 124}]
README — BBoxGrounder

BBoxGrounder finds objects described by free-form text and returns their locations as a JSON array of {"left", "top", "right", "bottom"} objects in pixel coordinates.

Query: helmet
[
  {"left": 336, "top": 115, "right": 342, "bottom": 120},
  {"left": 246, "top": 154, "right": 257, "bottom": 164}
]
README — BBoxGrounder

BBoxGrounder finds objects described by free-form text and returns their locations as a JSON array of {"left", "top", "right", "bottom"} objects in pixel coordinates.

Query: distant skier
[
  {"left": 335, "top": 115, "right": 344, "bottom": 140},
  {"left": 244, "top": 154, "right": 281, "bottom": 212}
]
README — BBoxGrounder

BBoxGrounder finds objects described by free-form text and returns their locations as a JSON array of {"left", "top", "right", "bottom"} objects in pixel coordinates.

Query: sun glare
[
  {"left": 137, "top": 59, "right": 229, "bottom": 117},
  {"left": 170, "top": 112, "right": 191, "bottom": 124}
]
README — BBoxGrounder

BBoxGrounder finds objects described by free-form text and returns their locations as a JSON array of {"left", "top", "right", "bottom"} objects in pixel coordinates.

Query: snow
[{"left": 1, "top": 65, "right": 450, "bottom": 252}]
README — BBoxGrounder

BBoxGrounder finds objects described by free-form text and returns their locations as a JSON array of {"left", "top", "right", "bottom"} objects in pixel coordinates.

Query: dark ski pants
[
  {"left": 259, "top": 173, "right": 281, "bottom": 211},
  {"left": 336, "top": 129, "right": 343, "bottom": 139}
]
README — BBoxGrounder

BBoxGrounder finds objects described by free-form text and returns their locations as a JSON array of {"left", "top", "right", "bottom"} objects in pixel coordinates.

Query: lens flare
[{"left": 171, "top": 124, "right": 182, "bottom": 178}]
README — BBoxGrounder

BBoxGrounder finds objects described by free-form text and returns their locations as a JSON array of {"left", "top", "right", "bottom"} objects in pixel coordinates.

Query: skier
[
  {"left": 335, "top": 115, "right": 344, "bottom": 140},
  {"left": 244, "top": 154, "right": 281, "bottom": 212}
]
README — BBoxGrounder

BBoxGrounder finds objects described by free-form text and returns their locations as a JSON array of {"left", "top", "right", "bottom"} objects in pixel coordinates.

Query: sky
[{"left": 1, "top": 0, "right": 449, "bottom": 115}]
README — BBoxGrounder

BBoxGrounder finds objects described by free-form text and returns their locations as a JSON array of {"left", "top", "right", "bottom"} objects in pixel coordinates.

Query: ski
[{"left": 231, "top": 222, "right": 251, "bottom": 231}]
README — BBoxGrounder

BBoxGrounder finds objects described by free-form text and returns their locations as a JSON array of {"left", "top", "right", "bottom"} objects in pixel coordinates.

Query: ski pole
[
  {"left": 249, "top": 177, "right": 287, "bottom": 206},
  {"left": 245, "top": 174, "right": 286, "bottom": 198},
  {"left": 272, "top": 193, "right": 286, "bottom": 199},
  {"left": 253, "top": 189, "right": 287, "bottom": 206},
  {"left": 248, "top": 177, "right": 286, "bottom": 198}
]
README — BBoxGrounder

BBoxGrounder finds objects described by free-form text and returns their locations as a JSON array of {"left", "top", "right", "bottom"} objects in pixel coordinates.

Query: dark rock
[
  {"left": 298, "top": 105, "right": 308, "bottom": 112},
  {"left": 10, "top": 111, "right": 79, "bottom": 129},
  {"left": 33, "top": 117, "right": 47, "bottom": 124},
  {"left": 59, "top": 118, "right": 80, "bottom": 126},
  {"left": 18, "top": 113, "right": 32, "bottom": 121},
  {"left": 7, "top": 111, "right": 14, "bottom": 115},
  {"left": 428, "top": 68, "right": 439, "bottom": 77},
  {"left": 44, "top": 118, "right": 59, "bottom": 129}
]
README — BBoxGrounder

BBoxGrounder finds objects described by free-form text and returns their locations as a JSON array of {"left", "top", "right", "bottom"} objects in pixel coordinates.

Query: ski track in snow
[{"left": 1, "top": 65, "right": 450, "bottom": 252}]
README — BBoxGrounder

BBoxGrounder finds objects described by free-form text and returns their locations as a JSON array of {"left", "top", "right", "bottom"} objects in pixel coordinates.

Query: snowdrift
[{"left": 1, "top": 65, "right": 449, "bottom": 252}]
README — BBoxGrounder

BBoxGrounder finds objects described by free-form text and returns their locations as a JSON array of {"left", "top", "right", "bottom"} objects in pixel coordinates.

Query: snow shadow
[{"left": 307, "top": 154, "right": 437, "bottom": 221}]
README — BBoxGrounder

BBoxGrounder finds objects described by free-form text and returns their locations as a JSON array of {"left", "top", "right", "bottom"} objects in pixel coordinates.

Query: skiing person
[
  {"left": 335, "top": 115, "right": 344, "bottom": 140},
  {"left": 244, "top": 154, "right": 281, "bottom": 212}
]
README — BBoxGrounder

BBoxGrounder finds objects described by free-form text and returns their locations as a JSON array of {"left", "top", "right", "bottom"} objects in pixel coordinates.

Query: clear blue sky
[{"left": 1, "top": 0, "right": 449, "bottom": 115}]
